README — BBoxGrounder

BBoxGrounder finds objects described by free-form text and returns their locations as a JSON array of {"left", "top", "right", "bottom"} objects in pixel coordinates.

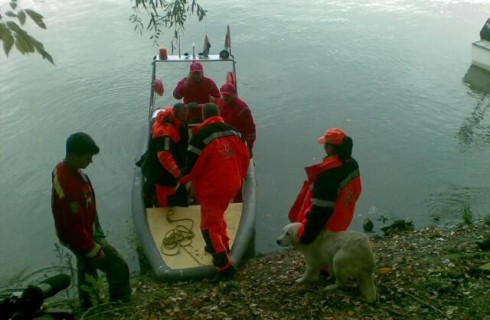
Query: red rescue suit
[
  {"left": 216, "top": 96, "right": 256, "bottom": 202},
  {"left": 180, "top": 116, "right": 250, "bottom": 270},
  {"left": 150, "top": 108, "right": 188, "bottom": 207},
  {"left": 289, "top": 155, "right": 362, "bottom": 244},
  {"left": 173, "top": 77, "right": 220, "bottom": 123},
  {"left": 216, "top": 96, "right": 256, "bottom": 152}
]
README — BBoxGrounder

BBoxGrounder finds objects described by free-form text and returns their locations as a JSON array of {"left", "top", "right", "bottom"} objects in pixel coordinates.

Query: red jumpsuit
[
  {"left": 173, "top": 76, "right": 220, "bottom": 123},
  {"left": 289, "top": 155, "right": 362, "bottom": 243},
  {"left": 216, "top": 96, "right": 256, "bottom": 152},
  {"left": 180, "top": 116, "right": 250, "bottom": 270}
]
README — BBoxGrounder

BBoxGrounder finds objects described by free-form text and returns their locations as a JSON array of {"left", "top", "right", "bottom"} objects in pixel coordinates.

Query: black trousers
[{"left": 72, "top": 240, "right": 131, "bottom": 309}]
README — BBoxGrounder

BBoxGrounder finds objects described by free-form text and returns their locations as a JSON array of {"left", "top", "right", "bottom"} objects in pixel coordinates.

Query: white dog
[{"left": 276, "top": 222, "right": 377, "bottom": 303}]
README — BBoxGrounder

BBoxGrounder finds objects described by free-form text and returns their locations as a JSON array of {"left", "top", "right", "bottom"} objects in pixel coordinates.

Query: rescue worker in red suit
[
  {"left": 289, "top": 128, "right": 362, "bottom": 244},
  {"left": 147, "top": 103, "right": 189, "bottom": 207},
  {"left": 51, "top": 132, "right": 131, "bottom": 310},
  {"left": 173, "top": 61, "right": 220, "bottom": 123},
  {"left": 211, "top": 83, "right": 256, "bottom": 157},
  {"left": 180, "top": 103, "right": 250, "bottom": 281}
]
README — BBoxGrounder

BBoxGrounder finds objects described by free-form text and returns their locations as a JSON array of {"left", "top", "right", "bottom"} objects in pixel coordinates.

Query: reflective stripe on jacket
[
  {"left": 146, "top": 108, "right": 188, "bottom": 186},
  {"left": 289, "top": 155, "right": 362, "bottom": 243},
  {"left": 51, "top": 162, "right": 101, "bottom": 257},
  {"left": 180, "top": 116, "right": 250, "bottom": 200}
]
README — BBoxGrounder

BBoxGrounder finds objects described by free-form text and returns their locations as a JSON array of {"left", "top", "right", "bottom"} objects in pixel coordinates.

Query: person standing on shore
[
  {"left": 289, "top": 128, "right": 362, "bottom": 244},
  {"left": 51, "top": 132, "right": 131, "bottom": 309}
]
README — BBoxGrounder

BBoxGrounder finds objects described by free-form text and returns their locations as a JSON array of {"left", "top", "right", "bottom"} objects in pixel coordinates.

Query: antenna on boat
[
  {"left": 221, "top": 25, "right": 237, "bottom": 93},
  {"left": 219, "top": 25, "right": 232, "bottom": 59},
  {"left": 192, "top": 43, "right": 196, "bottom": 59},
  {"left": 178, "top": 35, "right": 181, "bottom": 58},
  {"left": 224, "top": 25, "right": 232, "bottom": 57}
]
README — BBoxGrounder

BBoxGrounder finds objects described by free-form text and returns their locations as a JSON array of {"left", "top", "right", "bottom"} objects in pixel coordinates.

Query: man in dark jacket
[
  {"left": 289, "top": 128, "right": 362, "bottom": 244},
  {"left": 51, "top": 132, "right": 131, "bottom": 310},
  {"left": 145, "top": 103, "right": 189, "bottom": 207}
]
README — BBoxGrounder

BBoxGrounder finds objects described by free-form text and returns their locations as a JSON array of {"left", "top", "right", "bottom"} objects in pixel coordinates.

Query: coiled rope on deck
[{"left": 160, "top": 209, "right": 197, "bottom": 259}]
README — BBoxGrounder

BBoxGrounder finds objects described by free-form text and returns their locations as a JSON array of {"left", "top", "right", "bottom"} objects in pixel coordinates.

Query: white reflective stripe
[
  {"left": 203, "top": 130, "right": 240, "bottom": 145},
  {"left": 312, "top": 198, "right": 335, "bottom": 208},
  {"left": 338, "top": 169, "right": 360, "bottom": 191},
  {"left": 53, "top": 169, "right": 65, "bottom": 199},
  {"left": 163, "top": 137, "right": 171, "bottom": 151},
  {"left": 188, "top": 145, "right": 202, "bottom": 155}
]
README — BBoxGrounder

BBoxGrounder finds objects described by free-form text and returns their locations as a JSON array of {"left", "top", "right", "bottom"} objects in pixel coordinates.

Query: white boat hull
[{"left": 472, "top": 40, "right": 490, "bottom": 72}]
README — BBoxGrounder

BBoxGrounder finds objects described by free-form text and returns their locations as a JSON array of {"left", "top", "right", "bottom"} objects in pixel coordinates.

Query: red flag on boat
[{"left": 224, "top": 25, "right": 231, "bottom": 50}]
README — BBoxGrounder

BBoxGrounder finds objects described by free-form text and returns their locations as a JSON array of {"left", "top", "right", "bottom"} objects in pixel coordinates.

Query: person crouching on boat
[
  {"left": 147, "top": 103, "right": 189, "bottom": 207},
  {"left": 173, "top": 61, "right": 220, "bottom": 123},
  {"left": 180, "top": 103, "right": 250, "bottom": 281},
  {"left": 289, "top": 128, "right": 362, "bottom": 244},
  {"left": 211, "top": 83, "right": 256, "bottom": 158}
]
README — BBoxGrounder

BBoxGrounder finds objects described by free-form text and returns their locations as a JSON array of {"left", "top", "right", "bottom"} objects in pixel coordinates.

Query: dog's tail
[{"left": 359, "top": 273, "right": 377, "bottom": 303}]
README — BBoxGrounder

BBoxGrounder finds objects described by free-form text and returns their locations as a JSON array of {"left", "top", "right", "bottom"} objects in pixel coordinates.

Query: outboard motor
[{"left": 480, "top": 18, "right": 490, "bottom": 41}]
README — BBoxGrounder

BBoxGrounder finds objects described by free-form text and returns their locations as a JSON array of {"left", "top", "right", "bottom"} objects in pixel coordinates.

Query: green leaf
[
  {"left": 1, "top": 25, "right": 14, "bottom": 56},
  {"left": 14, "top": 32, "right": 35, "bottom": 54},
  {"left": 24, "top": 9, "right": 46, "bottom": 29},
  {"left": 7, "top": 22, "right": 35, "bottom": 54},
  {"left": 9, "top": 0, "right": 18, "bottom": 10},
  {"left": 32, "top": 38, "right": 54, "bottom": 64},
  {"left": 6, "top": 21, "right": 22, "bottom": 33},
  {"left": 17, "top": 10, "right": 26, "bottom": 25},
  {"left": 5, "top": 11, "right": 17, "bottom": 18},
  {"left": 0, "top": 22, "right": 6, "bottom": 40},
  {"left": 480, "top": 262, "right": 490, "bottom": 270}
]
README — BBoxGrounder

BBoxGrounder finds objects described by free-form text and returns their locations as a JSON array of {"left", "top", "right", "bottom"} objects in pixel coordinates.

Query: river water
[{"left": 1, "top": 0, "right": 490, "bottom": 283}]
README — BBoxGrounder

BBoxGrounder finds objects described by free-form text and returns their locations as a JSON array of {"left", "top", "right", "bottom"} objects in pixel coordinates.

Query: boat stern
[{"left": 472, "top": 40, "right": 490, "bottom": 72}]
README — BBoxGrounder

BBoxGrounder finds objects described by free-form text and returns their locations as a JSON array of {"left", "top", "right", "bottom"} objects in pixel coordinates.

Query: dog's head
[{"left": 276, "top": 222, "right": 302, "bottom": 247}]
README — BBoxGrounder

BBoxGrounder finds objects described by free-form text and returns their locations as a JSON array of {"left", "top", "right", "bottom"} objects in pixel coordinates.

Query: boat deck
[{"left": 147, "top": 203, "right": 242, "bottom": 269}]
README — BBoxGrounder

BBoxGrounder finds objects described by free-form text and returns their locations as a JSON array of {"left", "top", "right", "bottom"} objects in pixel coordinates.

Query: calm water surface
[{"left": 1, "top": 0, "right": 490, "bottom": 283}]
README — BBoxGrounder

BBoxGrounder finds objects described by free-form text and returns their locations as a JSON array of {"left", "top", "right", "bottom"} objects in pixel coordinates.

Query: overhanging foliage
[
  {"left": 0, "top": 0, "right": 207, "bottom": 64},
  {"left": 0, "top": 0, "right": 54, "bottom": 64},
  {"left": 130, "top": 0, "right": 207, "bottom": 52}
]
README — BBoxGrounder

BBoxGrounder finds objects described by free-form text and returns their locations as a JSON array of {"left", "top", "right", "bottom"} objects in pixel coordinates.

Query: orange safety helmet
[{"left": 153, "top": 78, "right": 164, "bottom": 96}]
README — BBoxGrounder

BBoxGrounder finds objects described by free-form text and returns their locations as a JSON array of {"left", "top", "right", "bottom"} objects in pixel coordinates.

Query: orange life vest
[{"left": 289, "top": 155, "right": 362, "bottom": 232}]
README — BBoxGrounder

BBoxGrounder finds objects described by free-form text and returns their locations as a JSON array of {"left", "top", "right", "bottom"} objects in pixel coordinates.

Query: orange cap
[{"left": 317, "top": 128, "right": 347, "bottom": 145}]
